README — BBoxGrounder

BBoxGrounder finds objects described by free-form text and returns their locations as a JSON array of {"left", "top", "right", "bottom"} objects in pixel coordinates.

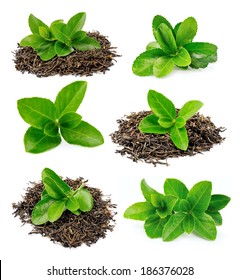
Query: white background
[{"left": 0, "top": 0, "right": 239, "bottom": 279}]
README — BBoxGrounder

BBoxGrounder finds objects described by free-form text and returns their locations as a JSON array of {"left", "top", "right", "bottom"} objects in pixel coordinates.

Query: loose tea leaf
[
  {"left": 132, "top": 15, "right": 217, "bottom": 78},
  {"left": 17, "top": 81, "right": 104, "bottom": 153},
  {"left": 110, "top": 110, "right": 225, "bottom": 165},
  {"left": 14, "top": 32, "right": 119, "bottom": 77},
  {"left": 124, "top": 179, "right": 230, "bottom": 241},
  {"left": 13, "top": 177, "right": 116, "bottom": 247}
]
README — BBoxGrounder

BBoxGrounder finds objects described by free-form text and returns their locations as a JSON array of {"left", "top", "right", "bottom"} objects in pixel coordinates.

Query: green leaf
[
  {"left": 175, "top": 116, "right": 186, "bottom": 128},
  {"left": 70, "top": 30, "right": 87, "bottom": 43},
  {"left": 178, "top": 100, "right": 204, "bottom": 121},
  {"left": 144, "top": 214, "right": 169, "bottom": 238},
  {"left": 66, "top": 196, "right": 80, "bottom": 212},
  {"left": 72, "top": 36, "right": 101, "bottom": 51},
  {"left": 193, "top": 213, "right": 217, "bottom": 240},
  {"left": 75, "top": 188, "right": 94, "bottom": 212},
  {"left": 20, "top": 34, "right": 47, "bottom": 49},
  {"left": 50, "top": 19, "right": 64, "bottom": 27},
  {"left": 162, "top": 213, "right": 186, "bottom": 241},
  {"left": 41, "top": 189, "right": 49, "bottom": 199},
  {"left": 156, "top": 209, "right": 168, "bottom": 219},
  {"left": 176, "top": 17, "right": 198, "bottom": 46},
  {"left": 42, "top": 168, "right": 71, "bottom": 199},
  {"left": 187, "top": 181, "right": 212, "bottom": 213},
  {"left": 61, "top": 120, "right": 104, "bottom": 147},
  {"left": 31, "top": 196, "right": 55, "bottom": 225},
  {"left": 59, "top": 112, "right": 82, "bottom": 128},
  {"left": 158, "top": 23, "right": 177, "bottom": 54},
  {"left": 146, "top": 41, "right": 160, "bottom": 51},
  {"left": 151, "top": 194, "right": 165, "bottom": 208},
  {"left": 72, "top": 210, "right": 81, "bottom": 215},
  {"left": 184, "top": 42, "right": 217, "bottom": 56},
  {"left": 28, "top": 14, "right": 49, "bottom": 35},
  {"left": 138, "top": 114, "right": 170, "bottom": 134},
  {"left": 55, "top": 81, "right": 87, "bottom": 118},
  {"left": 152, "top": 15, "right": 173, "bottom": 44},
  {"left": 17, "top": 97, "right": 56, "bottom": 129},
  {"left": 44, "top": 122, "right": 59, "bottom": 137},
  {"left": 170, "top": 125, "right": 188, "bottom": 151},
  {"left": 153, "top": 56, "right": 175, "bottom": 77},
  {"left": 164, "top": 196, "right": 178, "bottom": 215},
  {"left": 55, "top": 41, "right": 73, "bottom": 56},
  {"left": 39, "top": 26, "right": 51, "bottom": 40},
  {"left": 183, "top": 214, "right": 195, "bottom": 234},
  {"left": 140, "top": 179, "right": 161, "bottom": 202},
  {"left": 179, "top": 199, "right": 191, "bottom": 212},
  {"left": 37, "top": 42, "right": 57, "bottom": 61},
  {"left": 50, "top": 23, "right": 71, "bottom": 45},
  {"left": 173, "top": 22, "right": 181, "bottom": 36},
  {"left": 208, "top": 195, "right": 231, "bottom": 211},
  {"left": 147, "top": 90, "right": 176, "bottom": 120},
  {"left": 172, "top": 47, "right": 191, "bottom": 67},
  {"left": 132, "top": 49, "right": 165, "bottom": 76},
  {"left": 206, "top": 210, "right": 222, "bottom": 225},
  {"left": 47, "top": 200, "right": 66, "bottom": 223},
  {"left": 153, "top": 195, "right": 177, "bottom": 218},
  {"left": 164, "top": 178, "right": 189, "bottom": 199},
  {"left": 67, "top": 12, "right": 86, "bottom": 36},
  {"left": 190, "top": 53, "right": 217, "bottom": 69},
  {"left": 158, "top": 117, "right": 174, "bottom": 128},
  {"left": 124, "top": 202, "right": 156, "bottom": 221},
  {"left": 24, "top": 127, "right": 61, "bottom": 153}
]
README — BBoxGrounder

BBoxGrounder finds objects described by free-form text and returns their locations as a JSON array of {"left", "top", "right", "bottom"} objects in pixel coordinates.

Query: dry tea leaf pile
[
  {"left": 12, "top": 177, "right": 116, "bottom": 248},
  {"left": 14, "top": 32, "right": 119, "bottom": 77},
  {"left": 111, "top": 111, "right": 225, "bottom": 166}
]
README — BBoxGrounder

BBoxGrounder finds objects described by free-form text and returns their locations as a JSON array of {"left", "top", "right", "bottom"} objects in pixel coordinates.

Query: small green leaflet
[
  {"left": 17, "top": 81, "right": 104, "bottom": 153},
  {"left": 31, "top": 168, "right": 94, "bottom": 225},
  {"left": 139, "top": 89, "right": 203, "bottom": 151},
  {"left": 124, "top": 178, "right": 230, "bottom": 241},
  {"left": 20, "top": 12, "right": 100, "bottom": 61},
  {"left": 132, "top": 14, "right": 218, "bottom": 78}
]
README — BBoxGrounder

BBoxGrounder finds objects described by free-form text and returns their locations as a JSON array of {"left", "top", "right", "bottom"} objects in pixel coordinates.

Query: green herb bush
[
  {"left": 124, "top": 179, "right": 230, "bottom": 241},
  {"left": 17, "top": 81, "right": 104, "bottom": 153},
  {"left": 20, "top": 13, "right": 101, "bottom": 61},
  {"left": 132, "top": 15, "right": 218, "bottom": 77}
]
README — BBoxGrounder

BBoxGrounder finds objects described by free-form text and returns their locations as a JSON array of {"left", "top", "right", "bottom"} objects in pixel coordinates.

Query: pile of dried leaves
[
  {"left": 110, "top": 111, "right": 225, "bottom": 166},
  {"left": 12, "top": 177, "right": 116, "bottom": 248},
  {"left": 13, "top": 32, "right": 119, "bottom": 77}
]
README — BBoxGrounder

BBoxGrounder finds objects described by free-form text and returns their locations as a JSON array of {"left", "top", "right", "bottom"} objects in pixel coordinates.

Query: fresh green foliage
[
  {"left": 132, "top": 15, "right": 218, "bottom": 77},
  {"left": 17, "top": 81, "right": 104, "bottom": 153},
  {"left": 32, "top": 168, "right": 94, "bottom": 225},
  {"left": 20, "top": 13, "right": 101, "bottom": 61},
  {"left": 124, "top": 179, "right": 230, "bottom": 241},
  {"left": 138, "top": 89, "right": 203, "bottom": 150}
]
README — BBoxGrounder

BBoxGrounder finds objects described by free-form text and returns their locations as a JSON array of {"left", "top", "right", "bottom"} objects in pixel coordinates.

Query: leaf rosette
[
  {"left": 132, "top": 15, "right": 218, "bottom": 77},
  {"left": 124, "top": 178, "right": 230, "bottom": 241},
  {"left": 17, "top": 81, "right": 104, "bottom": 153}
]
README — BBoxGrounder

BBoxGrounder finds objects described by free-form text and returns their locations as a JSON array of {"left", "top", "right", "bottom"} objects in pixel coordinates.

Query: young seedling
[
  {"left": 20, "top": 13, "right": 101, "bottom": 61},
  {"left": 132, "top": 15, "right": 218, "bottom": 77},
  {"left": 124, "top": 179, "right": 230, "bottom": 241},
  {"left": 17, "top": 81, "right": 104, "bottom": 153},
  {"left": 138, "top": 90, "right": 203, "bottom": 151},
  {"left": 32, "top": 168, "right": 94, "bottom": 225}
]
